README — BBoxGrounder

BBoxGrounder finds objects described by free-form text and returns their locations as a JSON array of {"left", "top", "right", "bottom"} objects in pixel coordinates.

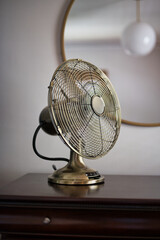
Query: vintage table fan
[{"left": 33, "top": 59, "right": 121, "bottom": 185}]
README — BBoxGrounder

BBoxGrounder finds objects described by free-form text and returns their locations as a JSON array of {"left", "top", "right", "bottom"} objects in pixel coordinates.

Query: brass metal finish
[
  {"left": 48, "top": 59, "right": 121, "bottom": 160},
  {"left": 60, "top": 0, "right": 75, "bottom": 62},
  {"left": 46, "top": 59, "right": 121, "bottom": 185},
  {"left": 48, "top": 150, "right": 104, "bottom": 185},
  {"left": 49, "top": 180, "right": 103, "bottom": 197},
  {"left": 91, "top": 95, "right": 105, "bottom": 116},
  {"left": 121, "top": 119, "right": 160, "bottom": 127}
]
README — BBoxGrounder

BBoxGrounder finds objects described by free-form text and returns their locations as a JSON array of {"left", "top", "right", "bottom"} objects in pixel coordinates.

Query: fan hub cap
[{"left": 91, "top": 95, "right": 105, "bottom": 115}]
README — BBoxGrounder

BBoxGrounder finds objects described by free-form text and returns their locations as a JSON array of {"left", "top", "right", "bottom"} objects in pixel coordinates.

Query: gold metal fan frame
[
  {"left": 48, "top": 59, "right": 121, "bottom": 160},
  {"left": 47, "top": 59, "right": 121, "bottom": 185}
]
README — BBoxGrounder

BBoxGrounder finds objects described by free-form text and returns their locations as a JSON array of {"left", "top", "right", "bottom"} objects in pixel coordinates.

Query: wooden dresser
[{"left": 0, "top": 173, "right": 160, "bottom": 239}]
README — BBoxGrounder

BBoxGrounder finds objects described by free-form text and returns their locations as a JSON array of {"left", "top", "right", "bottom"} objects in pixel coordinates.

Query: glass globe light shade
[{"left": 121, "top": 22, "right": 157, "bottom": 56}]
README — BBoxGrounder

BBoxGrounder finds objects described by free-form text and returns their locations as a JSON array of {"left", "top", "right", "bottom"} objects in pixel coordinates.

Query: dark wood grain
[
  {"left": 1, "top": 173, "right": 160, "bottom": 202},
  {"left": 0, "top": 173, "right": 160, "bottom": 239}
]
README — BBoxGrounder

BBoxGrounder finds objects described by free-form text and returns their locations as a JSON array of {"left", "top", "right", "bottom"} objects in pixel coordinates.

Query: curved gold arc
[
  {"left": 60, "top": 0, "right": 160, "bottom": 127},
  {"left": 122, "top": 119, "right": 160, "bottom": 127},
  {"left": 61, "top": 0, "right": 75, "bottom": 62}
]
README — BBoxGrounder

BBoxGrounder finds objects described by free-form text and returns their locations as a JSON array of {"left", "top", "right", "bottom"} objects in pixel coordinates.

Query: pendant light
[{"left": 121, "top": 0, "right": 156, "bottom": 56}]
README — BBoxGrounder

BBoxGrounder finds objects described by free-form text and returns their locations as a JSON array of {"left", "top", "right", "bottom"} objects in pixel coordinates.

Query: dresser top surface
[{"left": 0, "top": 173, "right": 160, "bottom": 206}]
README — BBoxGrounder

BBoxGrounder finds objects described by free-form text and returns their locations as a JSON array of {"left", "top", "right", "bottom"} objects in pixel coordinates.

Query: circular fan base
[{"left": 48, "top": 151, "right": 104, "bottom": 185}]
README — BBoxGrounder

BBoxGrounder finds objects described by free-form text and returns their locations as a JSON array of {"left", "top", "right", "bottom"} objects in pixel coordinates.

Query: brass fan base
[{"left": 48, "top": 151, "right": 104, "bottom": 185}]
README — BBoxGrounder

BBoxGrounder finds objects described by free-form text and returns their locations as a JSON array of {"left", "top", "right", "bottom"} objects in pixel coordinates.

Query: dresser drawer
[
  {"left": 1, "top": 206, "right": 100, "bottom": 235},
  {"left": 1, "top": 205, "right": 160, "bottom": 238}
]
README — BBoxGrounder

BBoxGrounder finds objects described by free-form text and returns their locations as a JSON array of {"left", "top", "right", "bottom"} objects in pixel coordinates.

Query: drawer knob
[{"left": 43, "top": 217, "right": 51, "bottom": 224}]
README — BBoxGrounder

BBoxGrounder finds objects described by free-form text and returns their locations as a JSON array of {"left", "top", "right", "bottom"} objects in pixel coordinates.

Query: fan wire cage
[{"left": 48, "top": 59, "right": 121, "bottom": 160}]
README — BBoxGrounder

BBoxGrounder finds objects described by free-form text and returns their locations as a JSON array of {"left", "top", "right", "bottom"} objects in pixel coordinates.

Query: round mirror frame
[{"left": 61, "top": 0, "right": 160, "bottom": 127}]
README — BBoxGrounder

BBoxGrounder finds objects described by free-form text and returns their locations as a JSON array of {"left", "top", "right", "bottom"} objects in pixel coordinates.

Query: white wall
[
  {"left": 0, "top": 0, "right": 160, "bottom": 188},
  {"left": 0, "top": 0, "right": 70, "bottom": 187}
]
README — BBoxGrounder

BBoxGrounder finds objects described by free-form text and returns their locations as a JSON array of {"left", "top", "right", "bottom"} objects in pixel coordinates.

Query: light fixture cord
[
  {"left": 32, "top": 123, "right": 69, "bottom": 171},
  {"left": 136, "top": 0, "right": 141, "bottom": 22}
]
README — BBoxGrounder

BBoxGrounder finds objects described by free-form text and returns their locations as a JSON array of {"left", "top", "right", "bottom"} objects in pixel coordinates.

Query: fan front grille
[{"left": 49, "top": 59, "right": 121, "bottom": 159}]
